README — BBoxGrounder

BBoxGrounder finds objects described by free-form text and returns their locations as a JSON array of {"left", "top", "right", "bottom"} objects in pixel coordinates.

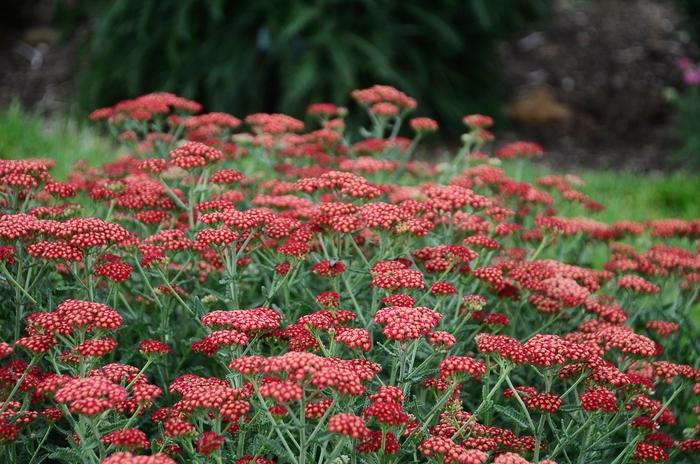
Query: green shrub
[{"left": 61, "top": 0, "right": 548, "bottom": 131}]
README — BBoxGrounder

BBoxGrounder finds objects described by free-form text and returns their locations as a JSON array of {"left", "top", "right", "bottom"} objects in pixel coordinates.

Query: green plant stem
[
  {"left": 547, "top": 414, "right": 595, "bottom": 460},
  {"left": 503, "top": 375, "right": 537, "bottom": 438},
  {"left": 253, "top": 387, "right": 299, "bottom": 464},
  {"left": 1, "top": 263, "right": 37, "bottom": 305},
  {"left": 0, "top": 357, "right": 39, "bottom": 417},
  {"left": 326, "top": 437, "right": 348, "bottom": 463},
  {"left": 28, "top": 425, "right": 52, "bottom": 464},
  {"left": 450, "top": 364, "right": 513, "bottom": 440}
]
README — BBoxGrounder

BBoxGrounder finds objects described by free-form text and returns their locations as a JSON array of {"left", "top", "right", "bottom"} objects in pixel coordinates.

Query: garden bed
[{"left": 0, "top": 87, "right": 699, "bottom": 463}]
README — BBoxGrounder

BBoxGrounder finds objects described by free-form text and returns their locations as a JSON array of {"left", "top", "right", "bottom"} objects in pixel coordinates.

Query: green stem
[
  {"left": 450, "top": 364, "right": 512, "bottom": 440},
  {"left": 0, "top": 357, "right": 39, "bottom": 417},
  {"left": 529, "top": 234, "right": 549, "bottom": 261},
  {"left": 1, "top": 263, "right": 38, "bottom": 304},
  {"left": 503, "top": 375, "right": 537, "bottom": 436},
  {"left": 28, "top": 425, "right": 52, "bottom": 464}
]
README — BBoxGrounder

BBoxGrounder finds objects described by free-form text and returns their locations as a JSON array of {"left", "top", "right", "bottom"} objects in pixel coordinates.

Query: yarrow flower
[
  {"left": 101, "top": 428, "right": 150, "bottom": 450},
  {"left": 169, "top": 141, "right": 223, "bottom": 169},
  {"left": 633, "top": 442, "right": 669, "bottom": 462},
  {"left": 438, "top": 356, "right": 487, "bottom": 381},
  {"left": 328, "top": 413, "right": 370, "bottom": 439},
  {"left": 139, "top": 340, "right": 172, "bottom": 355},
  {"left": 102, "top": 451, "right": 176, "bottom": 464},
  {"left": 504, "top": 386, "right": 563, "bottom": 413},
  {"left": 374, "top": 306, "right": 441, "bottom": 341},
  {"left": 94, "top": 261, "right": 133, "bottom": 283},
  {"left": 420, "top": 436, "right": 488, "bottom": 464},
  {"left": 371, "top": 260, "right": 425, "bottom": 290},
  {"left": 195, "top": 431, "right": 225, "bottom": 456},
  {"left": 497, "top": 141, "right": 544, "bottom": 159},
  {"left": 54, "top": 377, "right": 129, "bottom": 416},
  {"left": 580, "top": 387, "right": 618, "bottom": 413},
  {"left": 410, "top": 117, "right": 439, "bottom": 133}
]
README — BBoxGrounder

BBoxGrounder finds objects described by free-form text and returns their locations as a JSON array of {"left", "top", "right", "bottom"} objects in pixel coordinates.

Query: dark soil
[
  {"left": 498, "top": 0, "right": 697, "bottom": 170},
  {"left": 0, "top": 1, "right": 79, "bottom": 113}
]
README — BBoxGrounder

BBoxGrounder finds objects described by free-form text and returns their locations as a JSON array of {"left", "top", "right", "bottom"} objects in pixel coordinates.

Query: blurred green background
[
  {"left": 55, "top": 0, "right": 548, "bottom": 131},
  {"left": 4, "top": 0, "right": 550, "bottom": 131},
  {"left": 1, "top": 0, "right": 700, "bottom": 220}
]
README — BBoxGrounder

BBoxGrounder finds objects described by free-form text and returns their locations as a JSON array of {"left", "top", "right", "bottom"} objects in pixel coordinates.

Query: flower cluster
[{"left": 0, "top": 86, "right": 698, "bottom": 464}]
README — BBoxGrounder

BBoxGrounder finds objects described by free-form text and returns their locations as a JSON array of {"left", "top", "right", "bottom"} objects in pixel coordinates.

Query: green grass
[
  {"left": 0, "top": 104, "right": 114, "bottom": 179},
  {"left": 579, "top": 170, "right": 700, "bottom": 221},
  {"left": 514, "top": 161, "right": 700, "bottom": 222},
  {"left": 0, "top": 105, "right": 698, "bottom": 220}
]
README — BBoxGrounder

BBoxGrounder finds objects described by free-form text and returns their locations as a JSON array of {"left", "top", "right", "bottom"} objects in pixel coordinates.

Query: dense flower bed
[{"left": 1, "top": 86, "right": 699, "bottom": 463}]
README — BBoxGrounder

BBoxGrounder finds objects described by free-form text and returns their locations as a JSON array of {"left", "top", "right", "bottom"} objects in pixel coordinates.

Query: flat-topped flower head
[{"left": 328, "top": 413, "right": 370, "bottom": 439}]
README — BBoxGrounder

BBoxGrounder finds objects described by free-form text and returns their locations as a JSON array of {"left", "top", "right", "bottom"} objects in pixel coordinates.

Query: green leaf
[
  {"left": 406, "top": 5, "right": 463, "bottom": 49},
  {"left": 328, "top": 39, "right": 355, "bottom": 90},
  {"left": 278, "top": 5, "right": 320, "bottom": 42},
  {"left": 48, "top": 447, "right": 83, "bottom": 463},
  {"left": 469, "top": 0, "right": 492, "bottom": 29},
  {"left": 345, "top": 33, "right": 399, "bottom": 82},
  {"left": 281, "top": 52, "right": 319, "bottom": 111},
  {"left": 493, "top": 404, "right": 530, "bottom": 429},
  {"left": 254, "top": 434, "right": 289, "bottom": 459}
]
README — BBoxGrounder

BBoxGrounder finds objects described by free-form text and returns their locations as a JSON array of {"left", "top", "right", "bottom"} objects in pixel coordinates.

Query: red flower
[
  {"left": 307, "top": 102, "right": 342, "bottom": 118},
  {"left": 102, "top": 452, "right": 176, "bottom": 464},
  {"left": 644, "top": 320, "right": 679, "bottom": 337},
  {"left": 497, "top": 141, "right": 544, "bottom": 159},
  {"left": 618, "top": 275, "right": 661, "bottom": 294},
  {"left": 335, "top": 327, "right": 372, "bottom": 351},
  {"left": 420, "top": 436, "right": 488, "bottom": 464},
  {"left": 370, "top": 102, "right": 400, "bottom": 117},
  {"left": 351, "top": 85, "right": 417, "bottom": 110},
  {"left": 633, "top": 442, "right": 669, "bottom": 462},
  {"left": 259, "top": 380, "right": 303, "bottom": 403},
  {"left": 357, "top": 430, "right": 400, "bottom": 454},
  {"left": 16, "top": 335, "right": 56, "bottom": 354},
  {"left": 202, "top": 307, "right": 282, "bottom": 332},
  {"left": 0, "top": 342, "right": 13, "bottom": 359},
  {"left": 463, "top": 114, "right": 494, "bottom": 128},
  {"left": 76, "top": 337, "right": 118, "bottom": 357},
  {"left": 168, "top": 141, "right": 222, "bottom": 169},
  {"left": 580, "top": 387, "right": 618, "bottom": 413},
  {"left": 374, "top": 306, "right": 441, "bottom": 341},
  {"left": 311, "top": 260, "right": 346, "bottom": 277},
  {"left": 431, "top": 281, "right": 457, "bottom": 295},
  {"left": 195, "top": 431, "right": 225, "bottom": 456},
  {"left": 55, "top": 377, "right": 129, "bottom": 416},
  {"left": 439, "top": 356, "right": 487, "bottom": 381},
  {"left": 410, "top": 117, "right": 438, "bottom": 133},
  {"left": 504, "top": 386, "right": 562, "bottom": 413},
  {"left": 316, "top": 291, "right": 341, "bottom": 308},
  {"left": 102, "top": 428, "right": 149, "bottom": 450},
  {"left": 328, "top": 413, "right": 370, "bottom": 439},
  {"left": 192, "top": 330, "right": 248, "bottom": 356},
  {"left": 427, "top": 331, "right": 457, "bottom": 348},
  {"left": 139, "top": 340, "right": 171, "bottom": 355}
]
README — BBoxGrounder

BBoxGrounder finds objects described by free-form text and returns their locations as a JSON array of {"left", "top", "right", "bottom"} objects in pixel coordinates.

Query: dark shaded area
[
  {"left": 0, "top": 0, "right": 79, "bottom": 113},
  {"left": 2, "top": 0, "right": 700, "bottom": 170},
  {"left": 0, "top": 0, "right": 548, "bottom": 129},
  {"left": 499, "top": 0, "right": 697, "bottom": 170},
  {"left": 66, "top": 0, "right": 547, "bottom": 134}
]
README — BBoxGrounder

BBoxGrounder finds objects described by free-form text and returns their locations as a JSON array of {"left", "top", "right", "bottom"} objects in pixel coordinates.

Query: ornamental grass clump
[{"left": 0, "top": 86, "right": 699, "bottom": 463}]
